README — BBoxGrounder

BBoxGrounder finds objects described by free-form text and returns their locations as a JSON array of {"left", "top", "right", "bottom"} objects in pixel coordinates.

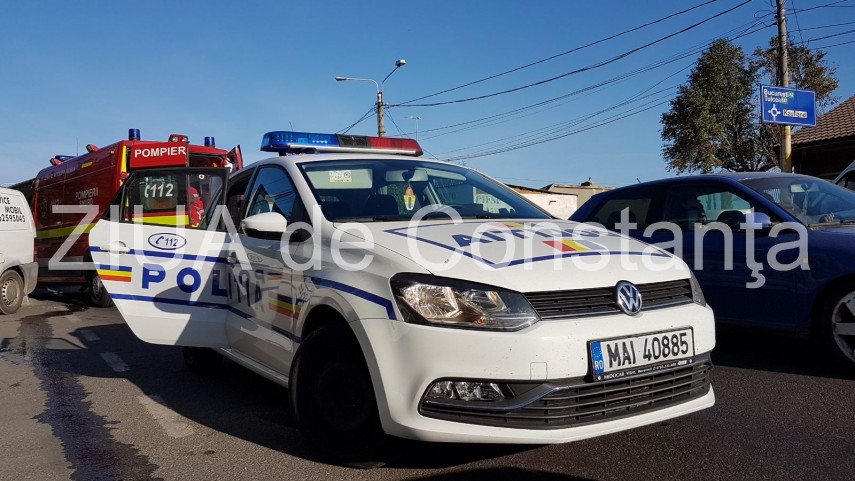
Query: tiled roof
[{"left": 792, "top": 94, "right": 855, "bottom": 145}]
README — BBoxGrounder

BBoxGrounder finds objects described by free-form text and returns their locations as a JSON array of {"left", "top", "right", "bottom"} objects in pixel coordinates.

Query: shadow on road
[{"left": 712, "top": 327, "right": 855, "bottom": 380}]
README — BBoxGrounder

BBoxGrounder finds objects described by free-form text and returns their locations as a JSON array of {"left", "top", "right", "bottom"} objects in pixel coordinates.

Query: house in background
[
  {"left": 792, "top": 94, "right": 855, "bottom": 179},
  {"left": 507, "top": 184, "right": 578, "bottom": 219},
  {"left": 541, "top": 178, "right": 613, "bottom": 209}
]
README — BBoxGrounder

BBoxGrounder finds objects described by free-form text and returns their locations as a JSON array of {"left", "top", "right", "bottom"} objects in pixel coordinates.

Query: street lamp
[
  {"left": 406, "top": 115, "right": 421, "bottom": 140},
  {"left": 336, "top": 59, "right": 406, "bottom": 137}
]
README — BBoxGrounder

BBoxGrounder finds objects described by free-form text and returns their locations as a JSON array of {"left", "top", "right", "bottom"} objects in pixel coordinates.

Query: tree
[
  {"left": 661, "top": 37, "right": 839, "bottom": 173},
  {"left": 661, "top": 40, "right": 766, "bottom": 173}
]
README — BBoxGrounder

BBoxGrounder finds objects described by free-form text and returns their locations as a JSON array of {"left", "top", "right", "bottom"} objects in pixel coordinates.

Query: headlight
[
  {"left": 390, "top": 274, "right": 540, "bottom": 331},
  {"left": 689, "top": 271, "right": 706, "bottom": 307}
]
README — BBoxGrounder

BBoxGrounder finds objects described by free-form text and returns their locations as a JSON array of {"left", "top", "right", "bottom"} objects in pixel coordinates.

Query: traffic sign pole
[{"left": 777, "top": 0, "right": 792, "bottom": 172}]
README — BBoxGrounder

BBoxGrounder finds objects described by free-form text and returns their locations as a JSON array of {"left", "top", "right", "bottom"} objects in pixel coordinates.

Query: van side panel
[{"left": 0, "top": 188, "right": 37, "bottom": 294}]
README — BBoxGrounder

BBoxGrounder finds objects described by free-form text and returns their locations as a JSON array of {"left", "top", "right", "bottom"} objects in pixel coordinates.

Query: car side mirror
[
  {"left": 242, "top": 212, "right": 287, "bottom": 239},
  {"left": 740, "top": 212, "right": 772, "bottom": 231}
]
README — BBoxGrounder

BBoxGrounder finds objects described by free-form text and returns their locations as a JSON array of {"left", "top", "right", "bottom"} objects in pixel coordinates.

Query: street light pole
[
  {"left": 336, "top": 59, "right": 406, "bottom": 137},
  {"left": 407, "top": 115, "right": 421, "bottom": 140}
]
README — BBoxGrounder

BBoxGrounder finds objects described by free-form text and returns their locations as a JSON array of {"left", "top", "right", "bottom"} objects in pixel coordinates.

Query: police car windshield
[{"left": 298, "top": 159, "right": 551, "bottom": 222}]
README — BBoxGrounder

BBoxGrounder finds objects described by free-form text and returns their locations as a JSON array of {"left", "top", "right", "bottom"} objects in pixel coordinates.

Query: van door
[{"left": 89, "top": 167, "right": 232, "bottom": 347}]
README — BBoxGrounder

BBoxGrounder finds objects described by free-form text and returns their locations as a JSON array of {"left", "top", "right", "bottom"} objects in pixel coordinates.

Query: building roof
[{"left": 792, "top": 94, "right": 855, "bottom": 145}]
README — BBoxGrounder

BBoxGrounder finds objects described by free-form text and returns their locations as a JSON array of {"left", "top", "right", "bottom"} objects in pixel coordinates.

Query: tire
[
  {"left": 0, "top": 270, "right": 24, "bottom": 315},
  {"left": 290, "top": 324, "right": 388, "bottom": 467},
  {"left": 816, "top": 283, "right": 855, "bottom": 371},
  {"left": 182, "top": 347, "right": 223, "bottom": 374},
  {"left": 87, "top": 272, "right": 114, "bottom": 308}
]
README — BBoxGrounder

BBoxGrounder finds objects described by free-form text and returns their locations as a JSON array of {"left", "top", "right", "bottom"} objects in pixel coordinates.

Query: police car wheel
[
  {"left": 0, "top": 270, "right": 24, "bottom": 315},
  {"left": 87, "top": 272, "right": 114, "bottom": 308},
  {"left": 817, "top": 283, "right": 855, "bottom": 371},
  {"left": 291, "top": 324, "right": 387, "bottom": 466},
  {"left": 181, "top": 347, "right": 223, "bottom": 374}
]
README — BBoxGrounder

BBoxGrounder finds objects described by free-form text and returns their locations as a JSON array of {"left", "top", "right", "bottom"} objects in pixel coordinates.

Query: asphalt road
[{"left": 1, "top": 288, "right": 853, "bottom": 481}]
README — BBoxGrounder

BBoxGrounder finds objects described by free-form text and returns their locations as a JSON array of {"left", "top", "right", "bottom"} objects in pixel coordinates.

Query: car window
[
  {"left": 663, "top": 184, "right": 758, "bottom": 231},
  {"left": 245, "top": 166, "right": 297, "bottom": 221},
  {"left": 588, "top": 188, "right": 658, "bottom": 230},
  {"left": 222, "top": 174, "right": 251, "bottom": 231},
  {"left": 839, "top": 172, "right": 855, "bottom": 192},
  {"left": 743, "top": 176, "right": 855, "bottom": 225},
  {"left": 117, "top": 169, "right": 226, "bottom": 229}
]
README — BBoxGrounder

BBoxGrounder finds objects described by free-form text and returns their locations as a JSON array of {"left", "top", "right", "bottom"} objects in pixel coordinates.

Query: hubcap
[
  {"left": 831, "top": 292, "right": 855, "bottom": 362},
  {"left": 91, "top": 275, "right": 103, "bottom": 298},
  {"left": 2, "top": 278, "right": 19, "bottom": 306}
]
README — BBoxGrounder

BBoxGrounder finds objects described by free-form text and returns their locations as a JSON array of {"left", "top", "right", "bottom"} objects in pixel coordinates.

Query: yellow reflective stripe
[
  {"left": 97, "top": 269, "right": 131, "bottom": 278},
  {"left": 138, "top": 214, "right": 190, "bottom": 226},
  {"left": 120, "top": 146, "right": 127, "bottom": 185},
  {"left": 36, "top": 223, "right": 96, "bottom": 240}
]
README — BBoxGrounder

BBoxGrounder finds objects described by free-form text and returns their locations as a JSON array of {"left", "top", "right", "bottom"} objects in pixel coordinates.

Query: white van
[
  {"left": 0, "top": 187, "right": 37, "bottom": 314},
  {"left": 89, "top": 131, "right": 715, "bottom": 464}
]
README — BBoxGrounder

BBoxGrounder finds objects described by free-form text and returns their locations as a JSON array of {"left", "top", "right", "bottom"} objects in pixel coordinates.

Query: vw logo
[{"left": 616, "top": 281, "right": 643, "bottom": 316}]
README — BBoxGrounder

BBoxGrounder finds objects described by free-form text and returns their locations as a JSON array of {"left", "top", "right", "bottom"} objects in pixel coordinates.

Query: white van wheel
[{"left": 0, "top": 270, "right": 24, "bottom": 315}]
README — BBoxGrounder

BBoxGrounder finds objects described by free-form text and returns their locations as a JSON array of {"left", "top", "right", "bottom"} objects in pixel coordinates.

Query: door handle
[
  {"left": 107, "top": 242, "right": 130, "bottom": 254},
  {"left": 227, "top": 252, "right": 237, "bottom": 264}
]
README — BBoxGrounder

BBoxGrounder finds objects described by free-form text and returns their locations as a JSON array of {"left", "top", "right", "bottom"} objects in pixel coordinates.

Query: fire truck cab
[{"left": 27, "top": 129, "right": 242, "bottom": 306}]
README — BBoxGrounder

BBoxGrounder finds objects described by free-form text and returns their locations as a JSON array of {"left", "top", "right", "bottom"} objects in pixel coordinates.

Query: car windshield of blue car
[
  {"left": 742, "top": 177, "right": 855, "bottom": 226},
  {"left": 298, "top": 158, "right": 552, "bottom": 222}
]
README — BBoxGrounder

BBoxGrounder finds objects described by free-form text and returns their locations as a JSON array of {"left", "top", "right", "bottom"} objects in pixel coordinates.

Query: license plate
[{"left": 590, "top": 328, "right": 695, "bottom": 381}]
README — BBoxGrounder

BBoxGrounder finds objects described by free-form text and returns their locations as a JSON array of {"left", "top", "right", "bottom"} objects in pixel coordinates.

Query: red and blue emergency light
[{"left": 260, "top": 131, "right": 423, "bottom": 157}]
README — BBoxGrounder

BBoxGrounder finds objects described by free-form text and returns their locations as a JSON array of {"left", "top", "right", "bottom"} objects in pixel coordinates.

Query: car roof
[
  {"left": 612, "top": 172, "right": 820, "bottom": 192},
  {"left": 252, "top": 153, "right": 451, "bottom": 167}
]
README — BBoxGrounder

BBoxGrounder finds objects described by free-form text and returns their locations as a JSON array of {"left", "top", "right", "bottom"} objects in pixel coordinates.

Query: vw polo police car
[{"left": 89, "top": 131, "right": 715, "bottom": 462}]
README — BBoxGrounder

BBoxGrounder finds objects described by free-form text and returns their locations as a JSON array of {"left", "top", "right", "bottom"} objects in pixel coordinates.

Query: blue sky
[{"left": 2, "top": 0, "right": 854, "bottom": 189}]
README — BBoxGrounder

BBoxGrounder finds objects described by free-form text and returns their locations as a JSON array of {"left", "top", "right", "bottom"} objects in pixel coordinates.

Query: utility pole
[
  {"left": 376, "top": 90, "right": 385, "bottom": 137},
  {"left": 777, "top": 0, "right": 792, "bottom": 173}
]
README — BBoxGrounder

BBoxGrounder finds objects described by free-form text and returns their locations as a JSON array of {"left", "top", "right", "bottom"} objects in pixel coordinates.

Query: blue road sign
[{"left": 760, "top": 85, "right": 816, "bottom": 127}]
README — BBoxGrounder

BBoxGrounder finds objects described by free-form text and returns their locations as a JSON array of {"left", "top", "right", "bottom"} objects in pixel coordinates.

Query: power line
[
  {"left": 790, "top": 0, "right": 807, "bottom": 45},
  {"left": 337, "top": 104, "right": 376, "bottom": 134},
  {"left": 394, "top": 0, "right": 720, "bottom": 106},
  {"left": 416, "top": 16, "right": 771, "bottom": 143},
  {"left": 391, "top": 0, "right": 753, "bottom": 108},
  {"left": 803, "top": 27, "right": 855, "bottom": 42}
]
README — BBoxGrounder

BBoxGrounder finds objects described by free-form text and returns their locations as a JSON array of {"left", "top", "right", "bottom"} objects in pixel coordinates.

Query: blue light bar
[
  {"left": 261, "top": 131, "right": 340, "bottom": 153},
  {"left": 260, "top": 130, "right": 423, "bottom": 156}
]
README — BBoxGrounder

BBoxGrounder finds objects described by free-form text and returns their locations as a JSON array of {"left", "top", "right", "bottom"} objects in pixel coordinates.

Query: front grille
[
  {"left": 420, "top": 360, "right": 711, "bottom": 430},
  {"left": 525, "top": 279, "right": 693, "bottom": 319}
]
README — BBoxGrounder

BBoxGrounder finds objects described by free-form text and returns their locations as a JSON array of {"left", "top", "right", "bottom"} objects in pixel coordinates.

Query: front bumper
[{"left": 350, "top": 302, "right": 716, "bottom": 443}]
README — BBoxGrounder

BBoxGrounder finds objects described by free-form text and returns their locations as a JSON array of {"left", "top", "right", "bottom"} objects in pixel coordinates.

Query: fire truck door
[
  {"left": 228, "top": 145, "right": 243, "bottom": 170},
  {"left": 88, "top": 168, "right": 232, "bottom": 347}
]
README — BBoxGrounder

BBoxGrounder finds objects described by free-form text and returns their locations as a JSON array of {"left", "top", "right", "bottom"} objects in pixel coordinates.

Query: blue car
[{"left": 571, "top": 173, "right": 855, "bottom": 369}]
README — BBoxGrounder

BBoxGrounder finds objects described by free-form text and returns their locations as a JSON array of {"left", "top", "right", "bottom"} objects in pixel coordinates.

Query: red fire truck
[{"left": 17, "top": 129, "right": 242, "bottom": 306}]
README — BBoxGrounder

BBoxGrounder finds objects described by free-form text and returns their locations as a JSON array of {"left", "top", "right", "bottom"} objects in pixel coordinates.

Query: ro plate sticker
[{"left": 329, "top": 170, "right": 352, "bottom": 183}]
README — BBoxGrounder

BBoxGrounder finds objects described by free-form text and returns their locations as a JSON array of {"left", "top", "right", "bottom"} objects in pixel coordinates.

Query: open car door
[
  {"left": 228, "top": 145, "right": 243, "bottom": 170},
  {"left": 89, "top": 167, "right": 232, "bottom": 347}
]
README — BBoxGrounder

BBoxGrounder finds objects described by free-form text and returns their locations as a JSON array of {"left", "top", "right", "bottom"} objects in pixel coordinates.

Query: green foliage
[
  {"left": 753, "top": 37, "right": 839, "bottom": 112},
  {"left": 661, "top": 37, "right": 839, "bottom": 174}
]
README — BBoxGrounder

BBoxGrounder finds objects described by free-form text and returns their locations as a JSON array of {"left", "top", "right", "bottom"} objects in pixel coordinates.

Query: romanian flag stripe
[
  {"left": 544, "top": 239, "right": 594, "bottom": 253},
  {"left": 269, "top": 293, "right": 300, "bottom": 316},
  {"left": 97, "top": 264, "right": 132, "bottom": 272},
  {"left": 99, "top": 274, "right": 132, "bottom": 283}
]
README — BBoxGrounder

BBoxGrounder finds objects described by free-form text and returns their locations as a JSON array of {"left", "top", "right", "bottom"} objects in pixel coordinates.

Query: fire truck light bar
[{"left": 260, "top": 131, "right": 423, "bottom": 157}]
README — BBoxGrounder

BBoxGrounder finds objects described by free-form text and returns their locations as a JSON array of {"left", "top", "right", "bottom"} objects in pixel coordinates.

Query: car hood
[{"left": 338, "top": 219, "right": 690, "bottom": 292}]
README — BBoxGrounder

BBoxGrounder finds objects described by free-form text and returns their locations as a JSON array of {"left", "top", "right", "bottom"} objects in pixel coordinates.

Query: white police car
[{"left": 89, "top": 131, "right": 715, "bottom": 463}]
